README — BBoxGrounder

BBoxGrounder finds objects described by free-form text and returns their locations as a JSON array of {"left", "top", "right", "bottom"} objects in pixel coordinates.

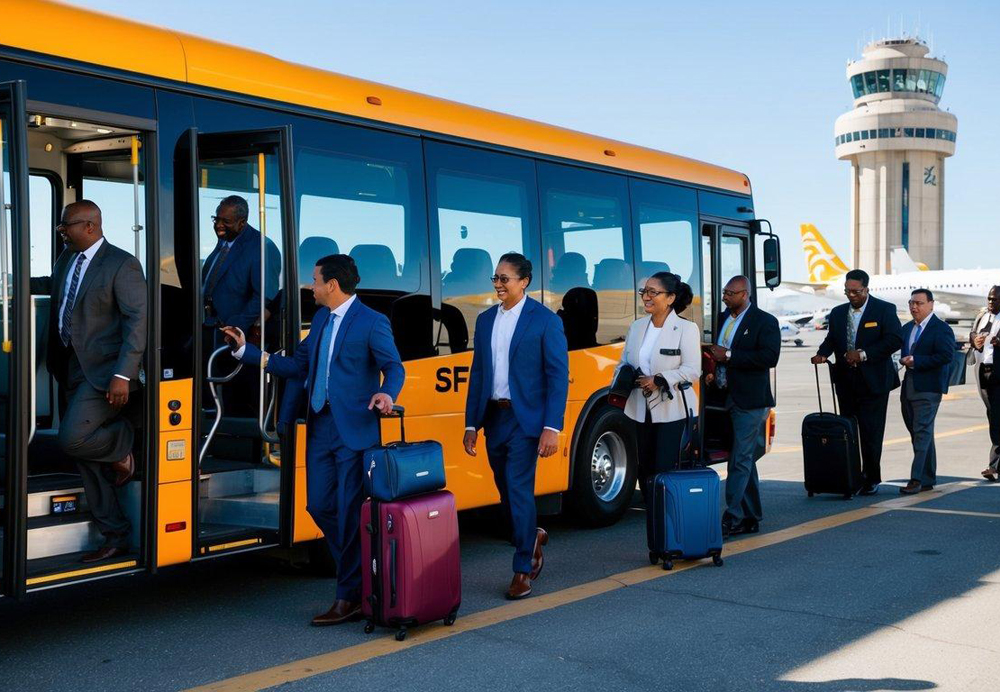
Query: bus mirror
[{"left": 763, "top": 236, "right": 781, "bottom": 290}]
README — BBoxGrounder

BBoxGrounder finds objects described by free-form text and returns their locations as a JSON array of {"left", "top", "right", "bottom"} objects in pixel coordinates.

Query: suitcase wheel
[
  {"left": 395, "top": 628, "right": 407, "bottom": 642},
  {"left": 364, "top": 622, "right": 375, "bottom": 634},
  {"left": 662, "top": 560, "right": 673, "bottom": 571},
  {"left": 712, "top": 554, "right": 724, "bottom": 567},
  {"left": 444, "top": 611, "right": 457, "bottom": 627},
  {"left": 648, "top": 551, "right": 659, "bottom": 566}
]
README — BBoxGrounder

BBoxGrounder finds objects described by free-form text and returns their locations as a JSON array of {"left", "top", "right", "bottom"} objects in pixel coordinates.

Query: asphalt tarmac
[{"left": 2, "top": 330, "right": 998, "bottom": 691}]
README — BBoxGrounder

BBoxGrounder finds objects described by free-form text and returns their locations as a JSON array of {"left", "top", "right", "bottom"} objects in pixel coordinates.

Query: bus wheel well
[{"left": 567, "top": 399, "right": 637, "bottom": 528}]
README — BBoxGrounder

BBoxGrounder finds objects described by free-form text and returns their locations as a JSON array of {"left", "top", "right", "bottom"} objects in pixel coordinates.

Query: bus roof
[{"left": 5, "top": 0, "right": 751, "bottom": 194}]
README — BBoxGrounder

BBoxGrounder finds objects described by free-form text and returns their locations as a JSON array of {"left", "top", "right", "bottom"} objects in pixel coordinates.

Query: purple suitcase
[{"left": 361, "top": 490, "right": 461, "bottom": 640}]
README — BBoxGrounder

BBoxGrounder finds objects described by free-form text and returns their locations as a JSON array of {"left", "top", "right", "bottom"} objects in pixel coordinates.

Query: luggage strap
[{"left": 813, "top": 362, "right": 838, "bottom": 415}]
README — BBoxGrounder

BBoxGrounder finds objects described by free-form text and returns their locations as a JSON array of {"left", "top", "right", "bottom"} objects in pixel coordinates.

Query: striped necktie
[
  {"left": 60, "top": 254, "right": 86, "bottom": 347},
  {"left": 310, "top": 313, "right": 337, "bottom": 413}
]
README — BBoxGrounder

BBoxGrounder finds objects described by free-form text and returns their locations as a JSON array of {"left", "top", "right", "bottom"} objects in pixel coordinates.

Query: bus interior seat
[
  {"left": 592, "top": 258, "right": 632, "bottom": 291},
  {"left": 434, "top": 303, "right": 469, "bottom": 354},
  {"left": 637, "top": 260, "right": 671, "bottom": 282},
  {"left": 549, "top": 252, "right": 589, "bottom": 293},
  {"left": 557, "top": 286, "right": 599, "bottom": 350},
  {"left": 350, "top": 244, "right": 399, "bottom": 289},
  {"left": 298, "top": 237, "right": 340, "bottom": 324},
  {"left": 389, "top": 294, "right": 435, "bottom": 361},
  {"left": 442, "top": 248, "right": 493, "bottom": 298}
]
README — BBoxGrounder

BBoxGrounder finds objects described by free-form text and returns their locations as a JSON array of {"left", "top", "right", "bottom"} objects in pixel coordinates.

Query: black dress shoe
[
  {"left": 920, "top": 484, "right": 934, "bottom": 492},
  {"left": 81, "top": 546, "right": 127, "bottom": 564},
  {"left": 859, "top": 484, "right": 879, "bottom": 496},
  {"left": 741, "top": 519, "right": 760, "bottom": 534},
  {"left": 721, "top": 519, "right": 733, "bottom": 539}
]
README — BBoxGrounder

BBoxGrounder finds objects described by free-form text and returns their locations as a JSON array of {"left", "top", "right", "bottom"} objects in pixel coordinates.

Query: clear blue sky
[{"left": 71, "top": 0, "right": 1000, "bottom": 281}]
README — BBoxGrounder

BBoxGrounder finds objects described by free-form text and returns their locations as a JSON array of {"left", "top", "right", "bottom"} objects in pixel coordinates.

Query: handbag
[{"left": 609, "top": 364, "right": 640, "bottom": 409}]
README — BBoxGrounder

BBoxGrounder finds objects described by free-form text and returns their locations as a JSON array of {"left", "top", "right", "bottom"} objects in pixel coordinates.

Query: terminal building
[{"left": 834, "top": 38, "right": 957, "bottom": 273}]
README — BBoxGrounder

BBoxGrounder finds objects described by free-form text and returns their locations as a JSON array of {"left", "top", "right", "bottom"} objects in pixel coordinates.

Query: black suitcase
[{"left": 801, "top": 363, "right": 863, "bottom": 499}]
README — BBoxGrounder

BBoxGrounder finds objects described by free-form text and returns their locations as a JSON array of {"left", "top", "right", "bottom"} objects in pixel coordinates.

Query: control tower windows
[
  {"left": 876, "top": 70, "right": 892, "bottom": 92},
  {"left": 835, "top": 128, "right": 956, "bottom": 147}
]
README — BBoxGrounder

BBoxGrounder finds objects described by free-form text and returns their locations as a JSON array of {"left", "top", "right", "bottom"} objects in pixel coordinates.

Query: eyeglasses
[
  {"left": 637, "top": 288, "right": 667, "bottom": 298},
  {"left": 55, "top": 219, "right": 87, "bottom": 231},
  {"left": 211, "top": 215, "right": 239, "bottom": 227},
  {"left": 722, "top": 289, "right": 747, "bottom": 297},
  {"left": 490, "top": 275, "right": 516, "bottom": 284},
  {"left": 844, "top": 288, "right": 867, "bottom": 296}
]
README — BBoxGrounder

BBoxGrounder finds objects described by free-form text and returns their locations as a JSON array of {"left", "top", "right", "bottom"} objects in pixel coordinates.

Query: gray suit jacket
[{"left": 36, "top": 240, "right": 147, "bottom": 391}]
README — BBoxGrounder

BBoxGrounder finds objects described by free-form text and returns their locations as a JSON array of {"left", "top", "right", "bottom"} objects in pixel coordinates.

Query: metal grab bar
[
  {"left": 130, "top": 135, "right": 143, "bottom": 264},
  {"left": 28, "top": 298, "right": 36, "bottom": 443},
  {"left": 0, "top": 118, "right": 10, "bottom": 354},
  {"left": 256, "top": 152, "right": 270, "bottom": 444},
  {"left": 198, "top": 345, "right": 244, "bottom": 465},
  {"left": 259, "top": 352, "right": 281, "bottom": 445}
]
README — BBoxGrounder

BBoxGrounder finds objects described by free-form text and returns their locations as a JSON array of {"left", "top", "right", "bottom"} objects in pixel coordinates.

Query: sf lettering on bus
[{"left": 436, "top": 365, "right": 471, "bottom": 392}]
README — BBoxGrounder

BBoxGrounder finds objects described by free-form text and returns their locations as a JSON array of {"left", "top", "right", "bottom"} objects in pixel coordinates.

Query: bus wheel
[
  {"left": 569, "top": 405, "right": 637, "bottom": 527},
  {"left": 308, "top": 539, "right": 338, "bottom": 577}
]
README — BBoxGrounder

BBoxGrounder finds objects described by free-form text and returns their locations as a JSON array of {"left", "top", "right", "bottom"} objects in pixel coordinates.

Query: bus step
[
  {"left": 199, "top": 492, "right": 280, "bottom": 530},
  {"left": 26, "top": 514, "right": 103, "bottom": 560}
]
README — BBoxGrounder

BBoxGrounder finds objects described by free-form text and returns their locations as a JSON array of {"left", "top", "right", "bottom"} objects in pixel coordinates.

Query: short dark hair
[
  {"left": 990, "top": 285, "right": 1000, "bottom": 295},
  {"left": 218, "top": 195, "right": 249, "bottom": 222},
  {"left": 911, "top": 288, "right": 934, "bottom": 302},
  {"left": 498, "top": 252, "right": 532, "bottom": 286},
  {"left": 649, "top": 272, "right": 694, "bottom": 314},
  {"left": 845, "top": 269, "right": 870, "bottom": 287},
  {"left": 316, "top": 253, "right": 360, "bottom": 294}
]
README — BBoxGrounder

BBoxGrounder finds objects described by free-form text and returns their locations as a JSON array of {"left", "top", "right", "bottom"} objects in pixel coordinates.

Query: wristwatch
[{"left": 725, "top": 350, "right": 732, "bottom": 360}]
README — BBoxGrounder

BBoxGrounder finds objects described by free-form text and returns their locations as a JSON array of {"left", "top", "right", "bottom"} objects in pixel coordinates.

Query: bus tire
[
  {"left": 568, "top": 404, "right": 637, "bottom": 527},
  {"left": 308, "top": 538, "right": 338, "bottom": 577}
]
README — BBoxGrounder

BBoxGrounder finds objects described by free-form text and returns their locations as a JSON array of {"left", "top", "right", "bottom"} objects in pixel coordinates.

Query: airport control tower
[{"left": 835, "top": 38, "right": 957, "bottom": 273}]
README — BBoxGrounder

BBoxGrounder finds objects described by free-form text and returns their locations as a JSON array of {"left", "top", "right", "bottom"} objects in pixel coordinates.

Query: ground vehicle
[{"left": 0, "top": 0, "right": 780, "bottom": 597}]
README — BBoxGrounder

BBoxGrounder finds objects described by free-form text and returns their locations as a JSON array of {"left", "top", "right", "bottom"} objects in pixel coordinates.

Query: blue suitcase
[
  {"left": 646, "top": 382, "right": 724, "bottom": 570},
  {"left": 363, "top": 407, "right": 446, "bottom": 501}
]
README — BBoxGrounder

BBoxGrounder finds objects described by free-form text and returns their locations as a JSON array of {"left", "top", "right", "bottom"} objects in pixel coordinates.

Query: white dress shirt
[
  {"left": 466, "top": 295, "right": 558, "bottom": 433},
  {"left": 983, "top": 314, "right": 1000, "bottom": 365},
  {"left": 59, "top": 237, "right": 128, "bottom": 382},
  {"left": 637, "top": 324, "right": 663, "bottom": 376},
  {"left": 848, "top": 298, "right": 869, "bottom": 360}
]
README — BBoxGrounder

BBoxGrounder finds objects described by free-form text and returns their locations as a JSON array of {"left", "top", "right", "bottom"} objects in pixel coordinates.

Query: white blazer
[{"left": 613, "top": 310, "right": 701, "bottom": 424}]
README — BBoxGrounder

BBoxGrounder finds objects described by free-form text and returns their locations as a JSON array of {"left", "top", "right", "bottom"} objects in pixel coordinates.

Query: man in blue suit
[
  {"left": 899, "top": 289, "right": 955, "bottom": 494},
  {"left": 202, "top": 195, "right": 281, "bottom": 414},
  {"left": 812, "top": 269, "right": 902, "bottom": 495},
  {"left": 463, "top": 252, "right": 569, "bottom": 600},
  {"left": 223, "top": 253, "right": 404, "bottom": 625}
]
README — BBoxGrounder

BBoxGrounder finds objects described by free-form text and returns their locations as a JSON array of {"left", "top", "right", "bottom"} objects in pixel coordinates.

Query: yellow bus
[{"left": 0, "top": 0, "right": 781, "bottom": 597}]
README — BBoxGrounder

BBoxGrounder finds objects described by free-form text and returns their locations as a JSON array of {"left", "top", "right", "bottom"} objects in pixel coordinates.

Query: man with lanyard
[
  {"left": 971, "top": 286, "right": 1000, "bottom": 481},
  {"left": 707, "top": 276, "right": 780, "bottom": 537}
]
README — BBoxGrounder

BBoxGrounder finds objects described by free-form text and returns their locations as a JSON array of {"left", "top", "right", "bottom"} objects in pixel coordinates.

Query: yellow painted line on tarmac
[
  {"left": 184, "top": 480, "right": 975, "bottom": 692},
  {"left": 892, "top": 506, "right": 1000, "bottom": 520}
]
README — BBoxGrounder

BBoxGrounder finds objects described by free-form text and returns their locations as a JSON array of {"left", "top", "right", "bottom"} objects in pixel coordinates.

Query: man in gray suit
[{"left": 34, "top": 200, "right": 147, "bottom": 562}]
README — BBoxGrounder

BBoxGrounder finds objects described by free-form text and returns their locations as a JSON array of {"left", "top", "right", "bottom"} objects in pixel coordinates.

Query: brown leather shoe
[
  {"left": 310, "top": 599, "right": 361, "bottom": 626},
  {"left": 899, "top": 480, "right": 921, "bottom": 495},
  {"left": 110, "top": 452, "right": 135, "bottom": 487},
  {"left": 529, "top": 528, "right": 548, "bottom": 580},
  {"left": 920, "top": 484, "right": 934, "bottom": 492},
  {"left": 81, "top": 545, "right": 127, "bottom": 564},
  {"left": 982, "top": 468, "right": 998, "bottom": 482},
  {"left": 505, "top": 572, "right": 532, "bottom": 600}
]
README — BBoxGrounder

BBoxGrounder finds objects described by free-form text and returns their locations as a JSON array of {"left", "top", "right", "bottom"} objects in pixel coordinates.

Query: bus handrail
[
  {"left": 28, "top": 298, "right": 36, "bottom": 444},
  {"left": 198, "top": 344, "right": 243, "bottom": 465},
  {"left": 255, "top": 153, "right": 271, "bottom": 445},
  {"left": 259, "top": 350, "right": 280, "bottom": 445},
  {"left": 0, "top": 119, "right": 10, "bottom": 355}
]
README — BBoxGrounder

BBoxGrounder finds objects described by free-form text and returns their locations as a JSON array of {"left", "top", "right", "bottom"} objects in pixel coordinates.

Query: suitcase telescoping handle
[
  {"left": 813, "top": 362, "right": 838, "bottom": 415},
  {"left": 676, "top": 381, "right": 701, "bottom": 467},
  {"left": 376, "top": 404, "right": 406, "bottom": 445}
]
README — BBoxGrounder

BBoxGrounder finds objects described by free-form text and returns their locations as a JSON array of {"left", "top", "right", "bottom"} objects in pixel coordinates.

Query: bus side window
[
  {"left": 294, "top": 124, "right": 431, "bottom": 360},
  {"left": 538, "top": 163, "right": 633, "bottom": 348},
  {"left": 629, "top": 179, "right": 701, "bottom": 335},
  {"left": 426, "top": 142, "right": 539, "bottom": 352}
]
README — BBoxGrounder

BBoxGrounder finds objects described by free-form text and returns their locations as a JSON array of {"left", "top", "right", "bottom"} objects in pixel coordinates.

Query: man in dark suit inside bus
[
  {"left": 899, "top": 289, "right": 955, "bottom": 494},
  {"left": 32, "top": 200, "right": 147, "bottom": 562},
  {"left": 223, "top": 254, "right": 404, "bottom": 626},
  {"left": 706, "top": 275, "right": 780, "bottom": 538},
  {"left": 811, "top": 269, "right": 902, "bottom": 495},
  {"left": 201, "top": 195, "right": 280, "bottom": 415},
  {"left": 463, "top": 252, "right": 569, "bottom": 601}
]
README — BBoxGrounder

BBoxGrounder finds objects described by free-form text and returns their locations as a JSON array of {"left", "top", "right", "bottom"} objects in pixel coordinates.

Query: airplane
[{"left": 794, "top": 224, "right": 1000, "bottom": 321}]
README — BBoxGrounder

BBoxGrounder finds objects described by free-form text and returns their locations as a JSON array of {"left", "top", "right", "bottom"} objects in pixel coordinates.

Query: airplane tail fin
[
  {"left": 889, "top": 247, "right": 924, "bottom": 274},
  {"left": 800, "top": 224, "right": 849, "bottom": 283}
]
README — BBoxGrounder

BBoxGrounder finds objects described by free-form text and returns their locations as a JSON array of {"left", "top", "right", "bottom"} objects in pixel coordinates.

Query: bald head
[
  {"left": 59, "top": 199, "right": 104, "bottom": 252},
  {"left": 723, "top": 275, "right": 751, "bottom": 313}
]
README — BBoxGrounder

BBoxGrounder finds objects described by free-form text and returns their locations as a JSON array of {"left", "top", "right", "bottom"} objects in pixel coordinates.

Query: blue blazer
[
  {"left": 203, "top": 226, "right": 281, "bottom": 333},
  {"left": 465, "top": 297, "right": 569, "bottom": 438},
  {"left": 241, "top": 297, "right": 405, "bottom": 451},
  {"left": 817, "top": 296, "right": 902, "bottom": 394},
  {"left": 901, "top": 315, "right": 955, "bottom": 394}
]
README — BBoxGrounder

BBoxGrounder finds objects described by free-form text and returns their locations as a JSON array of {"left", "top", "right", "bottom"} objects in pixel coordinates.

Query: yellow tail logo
[{"left": 800, "top": 224, "right": 849, "bottom": 283}]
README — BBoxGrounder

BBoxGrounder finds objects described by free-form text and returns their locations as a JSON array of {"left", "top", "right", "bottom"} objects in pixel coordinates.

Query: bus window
[
  {"left": 701, "top": 233, "right": 714, "bottom": 340},
  {"left": 29, "top": 174, "right": 55, "bottom": 276},
  {"left": 538, "top": 163, "right": 633, "bottom": 347},
  {"left": 295, "top": 126, "right": 430, "bottom": 360},
  {"left": 720, "top": 235, "right": 747, "bottom": 284},
  {"left": 80, "top": 139, "right": 147, "bottom": 273},
  {"left": 629, "top": 179, "right": 701, "bottom": 333},
  {"left": 426, "top": 142, "right": 538, "bottom": 353}
]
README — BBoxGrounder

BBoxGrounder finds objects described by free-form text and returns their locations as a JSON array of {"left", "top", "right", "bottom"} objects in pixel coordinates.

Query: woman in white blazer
[{"left": 613, "top": 272, "right": 701, "bottom": 490}]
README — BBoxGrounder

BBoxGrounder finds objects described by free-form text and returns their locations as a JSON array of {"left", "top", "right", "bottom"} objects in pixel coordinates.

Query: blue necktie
[
  {"left": 310, "top": 313, "right": 336, "bottom": 413},
  {"left": 60, "top": 254, "right": 86, "bottom": 346},
  {"left": 908, "top": 324, "right": 923, "bottom": 357}
]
